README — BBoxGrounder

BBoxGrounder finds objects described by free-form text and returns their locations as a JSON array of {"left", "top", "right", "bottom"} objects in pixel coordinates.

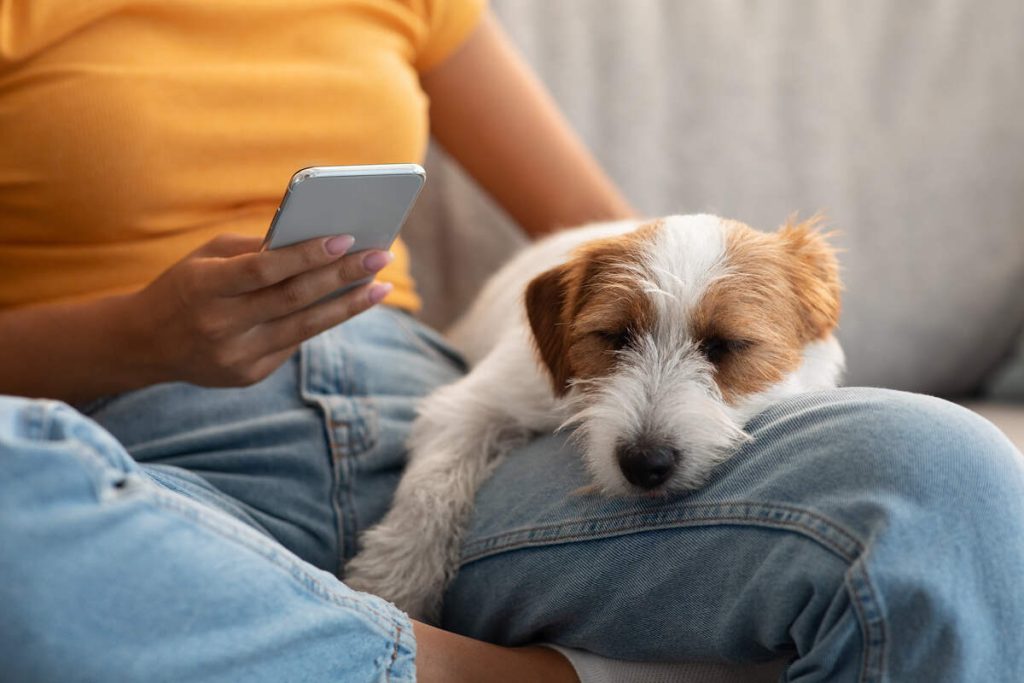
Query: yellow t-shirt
[{"left": 0, "top": 0, "right": 485, "bottom": 311}]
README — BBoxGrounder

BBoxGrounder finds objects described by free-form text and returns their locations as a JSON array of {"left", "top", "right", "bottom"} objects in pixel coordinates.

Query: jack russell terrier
[{"left": 345, "top": 214, "right": 844, "bottom": 621}]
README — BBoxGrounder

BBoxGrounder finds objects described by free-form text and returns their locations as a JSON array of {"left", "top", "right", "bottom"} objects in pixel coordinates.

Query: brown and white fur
[{"left": 344, "top": 214, "right": 844, "bottom": 621}]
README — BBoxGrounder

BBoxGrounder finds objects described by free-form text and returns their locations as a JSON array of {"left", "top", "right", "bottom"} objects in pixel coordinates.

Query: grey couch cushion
[
  {"left": 404, "top": 0, "right": 1024, "bottom": 397},
  {"left": 985, "top": 334, "right": 1024, "bottom": 402}
]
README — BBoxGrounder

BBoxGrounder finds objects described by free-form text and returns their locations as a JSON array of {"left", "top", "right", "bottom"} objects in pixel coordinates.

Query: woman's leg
[
  {"left": 443, "top": 388, "right": 1024, "bottom": 682},
  {"left": 77, "top": 306, "right": 465, "bottom": 574},
  {"left": 0, "top": 396, "right": 415, "bottom": 683}
]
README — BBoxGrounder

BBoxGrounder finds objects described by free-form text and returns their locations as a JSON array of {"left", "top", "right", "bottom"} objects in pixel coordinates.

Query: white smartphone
[{"left": 262, "top": 164, "right": 425, "bottom": 293}]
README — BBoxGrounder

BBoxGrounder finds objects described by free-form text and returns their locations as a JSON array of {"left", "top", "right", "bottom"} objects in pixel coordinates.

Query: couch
[{"left": 403, "top": 0, "right": 1024, "bottom": 450}]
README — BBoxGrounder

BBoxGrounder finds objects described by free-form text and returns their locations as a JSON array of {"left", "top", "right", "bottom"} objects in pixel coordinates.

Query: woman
[{"left": 2, "top": 2, "right": 1023, "bottom": 681}]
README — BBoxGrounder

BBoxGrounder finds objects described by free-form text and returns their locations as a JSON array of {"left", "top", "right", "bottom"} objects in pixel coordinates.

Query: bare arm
[
  {"left": 0, "top": 235, "right": 393, "bottom": 403},
  {"left": 421, "top": 11, "right": 636, "bottom": 237},
  {"left": 413, "top": 621, "right": 577, "bottom": 683},
  {"left": 0, "top": 292, "right": 160, "bottom": 405}
]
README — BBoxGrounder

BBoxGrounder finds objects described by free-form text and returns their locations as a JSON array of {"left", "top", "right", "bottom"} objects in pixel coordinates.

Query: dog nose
[{"left": 616, "top": 442, "right": 679, "bottom": 489}]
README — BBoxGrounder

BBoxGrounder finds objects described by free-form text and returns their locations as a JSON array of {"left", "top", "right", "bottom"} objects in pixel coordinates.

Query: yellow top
[{"left": 0, "top": 0, "right": 485, "bottom": 311}]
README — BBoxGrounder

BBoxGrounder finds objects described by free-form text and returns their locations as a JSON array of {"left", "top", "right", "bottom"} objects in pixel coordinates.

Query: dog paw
[{"left": 344, "top": 523, "right": 450, "bottom": 623}]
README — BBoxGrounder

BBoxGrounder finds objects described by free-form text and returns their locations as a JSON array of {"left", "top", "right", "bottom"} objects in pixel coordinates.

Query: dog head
[{"left": 525, "top": 214, "right": 843, "bottom": 495}]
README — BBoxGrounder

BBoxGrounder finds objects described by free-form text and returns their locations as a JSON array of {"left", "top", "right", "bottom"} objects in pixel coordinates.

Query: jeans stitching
[
  {"left": 460, "top": 501, "right": 864, "bottom": 565},
  {"left": 385, "top": 624, "right": 399, "bottom": 683},
  {"left": 861, "top": 562, "right": 887, "bottom": 683},
  {"left": 333, "top": 397, "right": 379, "bottom": 455},
  {"left": 460, "top": 500, "right": 884, "bottom": 683},
  {"left": 27, "top": 402, "right": 135, "bottom": 499},
  {"left": 18, "top": 399, "right": 406, "bottom": 641},
  {"left": 300, "top": 340, "right": 350, "bottom": 576},
  {"left": 300, "top": 334, "right": 380, "bottom": 564},
  {"left": 144, "top": 465, "right": 277, "bottom": 539},
  {"left": 385, "top": 621, "right": 415, "bottom": 683},
  {"left": 846, "top": 557, "right": 887, "bottom": 683},
  {"left": 145, "top": 479, "right": 405, "bottom": 638},
  {"left": 339, "top": 440, "right": 361, "bottom": 560},
  {"left": 459, "top": 500, "right": 887, "bottom": 683}
]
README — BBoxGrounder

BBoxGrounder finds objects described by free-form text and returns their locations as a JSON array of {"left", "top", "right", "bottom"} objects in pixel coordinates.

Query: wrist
[{"left": 108, "top": 288, "right": 171, "bottom": 390}]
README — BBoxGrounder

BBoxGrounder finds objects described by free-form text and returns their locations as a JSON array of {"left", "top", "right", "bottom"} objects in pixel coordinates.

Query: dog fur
[{"left": 344, "top": 214, "right": 844, "bottom": 621}]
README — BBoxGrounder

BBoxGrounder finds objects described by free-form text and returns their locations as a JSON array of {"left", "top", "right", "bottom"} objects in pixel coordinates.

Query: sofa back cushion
[{"left": 404, "top": 0, "right": 1024, "bottom": 396}]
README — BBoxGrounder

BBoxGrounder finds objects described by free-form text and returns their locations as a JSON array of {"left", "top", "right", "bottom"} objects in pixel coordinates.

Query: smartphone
[{"left": 262, "top": 163, "right": 426, "bottom": 293}]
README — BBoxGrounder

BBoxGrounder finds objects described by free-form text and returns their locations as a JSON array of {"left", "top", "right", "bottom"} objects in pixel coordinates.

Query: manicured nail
[
  {"left": 362, "top": 250, "right": 394, "bottom": 273},
  {"left": 368, "top": 282, "right": 393, "bottom": 305},
  {"left": 324, "top": 235, "right": 355, "bottom": 256}
]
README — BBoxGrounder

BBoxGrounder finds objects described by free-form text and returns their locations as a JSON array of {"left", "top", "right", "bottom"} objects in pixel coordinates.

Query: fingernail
[
  {"left": 324, "top": 235, "right": 355, "bottom": 256},
  {"left": 362, "top": 250, "right": 394, "bottom": 273},
  {"left": 368, "top": 282, "right": 393, "bottom": 305}
]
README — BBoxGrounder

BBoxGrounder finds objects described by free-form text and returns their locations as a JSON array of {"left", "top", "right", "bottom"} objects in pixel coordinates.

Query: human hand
[{"left": 132, "top": 233, "right": 392, "bottom": 388}]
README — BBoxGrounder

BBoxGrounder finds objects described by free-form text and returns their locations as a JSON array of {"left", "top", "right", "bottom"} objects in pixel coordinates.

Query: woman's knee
[
  {"left": 745, "top": 387, "right": 1024, "bottom": 511},
  {"left": 0, "top": 397, "right": 142, "bottom": 507},
  {"left": 774, "top": 389, "right": 1024, "bottom": 677}
]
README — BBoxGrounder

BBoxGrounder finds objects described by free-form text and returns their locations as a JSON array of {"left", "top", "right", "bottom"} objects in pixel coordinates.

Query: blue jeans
[{"left": 2, "top": 307, "right": 1023, "bottom": 681}]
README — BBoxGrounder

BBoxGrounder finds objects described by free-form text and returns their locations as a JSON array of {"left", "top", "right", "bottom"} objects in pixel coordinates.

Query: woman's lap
[
  {"left": 0, "top": 397, "right": 415, "bottom": 683},
  {"left": 447, "top": 387, "right": 1024, "bottom": 680},
  {"left": 6, "top": 307, "right": 1024, "bottom": 680},
  {"left": 76, "top": 306, "right": 466, "bottom": 574}
]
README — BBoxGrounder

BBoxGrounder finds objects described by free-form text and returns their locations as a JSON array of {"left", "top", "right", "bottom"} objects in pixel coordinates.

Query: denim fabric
[
  {"left": 445, "top": 389, "right": 1024, "bottom": 681},
  {"left": 3, "top": 306, "right": 1024, "bottom": 681},
  {"left": 72, "top": 307, "right": 464, "bottom": 574},
  {"left": 0, "top": 397, "right": 415, "bottom": 683}
]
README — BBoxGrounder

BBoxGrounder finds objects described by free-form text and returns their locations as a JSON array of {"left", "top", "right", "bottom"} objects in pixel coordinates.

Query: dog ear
[
  {"left": 779, "top": 216, "right": 842, "bottom": 341},
  {"left": 525, "top": 263, "right": 577, "bottom": 396}
]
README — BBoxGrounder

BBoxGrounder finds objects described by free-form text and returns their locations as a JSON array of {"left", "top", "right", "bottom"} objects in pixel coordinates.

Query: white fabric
[{"left": 544, "top": 645, "right": 787, "bottom": 683}]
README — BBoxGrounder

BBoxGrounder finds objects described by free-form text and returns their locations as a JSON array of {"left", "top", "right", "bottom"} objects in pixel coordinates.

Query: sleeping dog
[{"left": 345, "top": 214, "right": 844, "bottom": 621}]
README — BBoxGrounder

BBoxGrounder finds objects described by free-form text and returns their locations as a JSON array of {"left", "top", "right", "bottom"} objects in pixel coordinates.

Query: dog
[{"left": 344, "top": 214, "right": 844, "bottom": 621}]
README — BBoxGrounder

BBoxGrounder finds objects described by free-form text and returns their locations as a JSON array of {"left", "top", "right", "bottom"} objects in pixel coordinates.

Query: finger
[
  {"left": 254, "top": 280, "right": 393, "bottom": 353},
  {"left": 240, "top": 249, "right": 395, "bottom": 324},
  {"left": 202, "top": 234, "right": 357, "bottom": 297}
]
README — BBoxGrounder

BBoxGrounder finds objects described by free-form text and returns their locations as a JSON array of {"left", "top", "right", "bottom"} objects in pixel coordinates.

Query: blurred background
[{"left": 405, "top": 0, "right": 1024, "bottom": 431}]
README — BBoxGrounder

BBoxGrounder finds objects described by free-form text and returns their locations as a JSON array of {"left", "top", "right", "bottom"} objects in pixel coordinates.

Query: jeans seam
[
  {"left": 300, "top": 337, "right": 381, "bottom": 565},
  {"left": 25, "top": 402, "right": 133, "bottom": 500},
  {"left": 460, "top": 501, "right": 885, "bottom": 682},
  {"left": 142, "top": 477, "right": 406, "bottom": 638},
  {"left": 12, "top": 399, "right": 414, "bottom": 679},
  {"left": 299, "top": 341, "right": 349, "bottom": 576},
  {"left": 386, "top": 623, "right": 400, "bottom": 683},
  {"left": 384, "top": 619, "right": 416, "bottom": 683},
  {"left": 143, "top": 465, "right": 277, "bottom": 539},
  {"left": 330, "top": 397, "right": 379, "bottom": 455},
  {"left": 460, "top": 500, "right": 890, "bottom": 682},
  {"left": 339, "top": 442, "right": 361, "bottom": 560},
  {"left": 460, "top": 501, "right": 864, "bottom": 565},
  {"left": 847, "top": 556, "right": 887, "bottom": 683}
]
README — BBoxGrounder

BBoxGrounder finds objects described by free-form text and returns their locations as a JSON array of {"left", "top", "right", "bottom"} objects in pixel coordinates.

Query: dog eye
[
  {"left": 594, "top": 329, "right": 632, "bottom": 350},
  {"left": 700, "top": 337, "right": 751, "bottom": 364}
]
